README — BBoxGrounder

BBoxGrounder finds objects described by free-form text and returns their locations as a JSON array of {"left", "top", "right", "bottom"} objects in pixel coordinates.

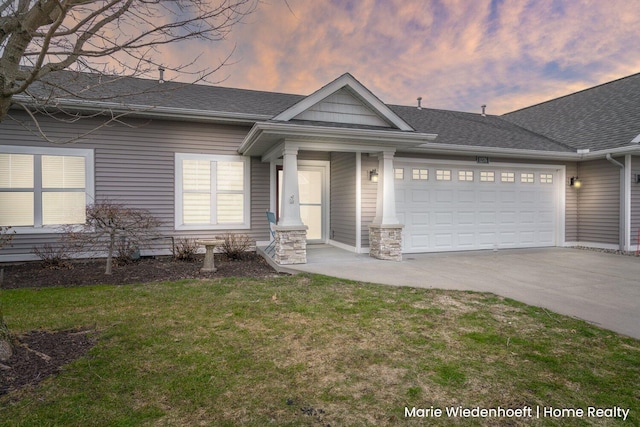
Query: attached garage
[{"left": 395, "top": 160, "right": 564, "bottom": 253}]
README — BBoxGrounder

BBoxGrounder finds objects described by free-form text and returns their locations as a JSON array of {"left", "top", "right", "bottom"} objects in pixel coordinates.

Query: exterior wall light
[
  {"left": 570, "top": 176, "right": 582, "bottom": 188},
  {"left": 369, "top": 169, "right": 379, "bottom": 182}
]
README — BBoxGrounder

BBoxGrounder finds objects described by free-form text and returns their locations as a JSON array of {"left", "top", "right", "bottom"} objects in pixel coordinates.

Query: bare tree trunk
[
  {"left": 0, "top": 269, "right": 13, "bottom": 362},
  {"left": 106, "top": 233, "right": 115, "bottom": 275}
]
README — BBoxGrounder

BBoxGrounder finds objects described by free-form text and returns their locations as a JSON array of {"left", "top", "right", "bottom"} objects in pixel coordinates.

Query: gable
[
  {"left": 273, "top": 73, "right": 414, "bottom": 131},
  {"left": 292, "top": 87, "right": 392, "bottom": 127}
]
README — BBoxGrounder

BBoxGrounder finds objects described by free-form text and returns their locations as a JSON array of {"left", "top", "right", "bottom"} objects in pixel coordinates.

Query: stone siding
[
  {"left": 274, "top": 226, "right": 308, "bottom": 265},
  {"left": 369, "top": 225, "right": 403, "bottom": 261}
]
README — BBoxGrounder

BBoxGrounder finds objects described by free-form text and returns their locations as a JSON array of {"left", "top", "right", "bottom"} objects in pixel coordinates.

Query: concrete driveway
[{"left": 285, "top": 247, "right": 640, "bottom": 340}]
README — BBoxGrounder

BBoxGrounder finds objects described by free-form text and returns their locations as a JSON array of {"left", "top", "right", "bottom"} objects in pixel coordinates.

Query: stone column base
[
  {"left": 274, "top": 225, "right": 308, "bottom": 265},
  {"left": 369, "top": 224, "right": 404, "bottom": 261}
]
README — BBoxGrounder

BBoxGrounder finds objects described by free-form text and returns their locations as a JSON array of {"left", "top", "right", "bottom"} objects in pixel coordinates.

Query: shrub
[
  {"left": 33, "top": 243, "right": 73, "bottom": 270},
  {"left": 219, "top": 233, "right": 252, "bottom": 260},
  {"left": 175, "top": 237, "right": 199, "bottom": 261},
  {"left": 65, "top": 201, "right": 161, "bottom": 274}
]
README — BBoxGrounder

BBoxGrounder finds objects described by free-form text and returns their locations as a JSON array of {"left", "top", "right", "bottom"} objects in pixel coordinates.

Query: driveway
[{"left": 285, "top": 247, "right": 640, "bottom": 340}]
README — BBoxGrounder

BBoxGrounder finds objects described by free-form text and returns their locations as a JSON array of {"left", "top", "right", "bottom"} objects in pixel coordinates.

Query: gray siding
[
  {"left": 565, "top": 162, "right": 579, "bottom": 242},
  {"left": 293, "top": 88, "right": 391, "bottom": 127},
  {"left": 1, "top": 111, "right": 270, "bottom": 261},
  {"left": 360, "top": 155, "right": 378, "bottom": 247},
  {"left": 576, "top": 159, "right": 620, "bottom": 245},
  {"left": 631, "top": 156, "right": 640, "bottom": 247},
  {"left": 330, "top": 152, "right": 356, "bottom": 246}
]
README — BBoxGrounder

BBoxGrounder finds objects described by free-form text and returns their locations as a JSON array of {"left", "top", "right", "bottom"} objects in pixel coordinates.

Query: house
[{"left": 1, "top": 71, "right": 639, "bottom": 264}]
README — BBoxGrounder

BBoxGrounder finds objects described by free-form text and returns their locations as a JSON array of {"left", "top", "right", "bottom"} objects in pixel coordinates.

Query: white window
[
  {"left": 501, "top": 172, "right": 515, "bottom": 183},
  {"left": 480, "top": 171, "right": 495, "bottom": 182},
  {"left": 436, "top": 169, "right": 451, "bottom": 181},
  {"left": 175, "top": 154, "right": 250, "bottom": 230},
  {"left": 0, "top": 146, "right": 93, "bottom": 230},
  {"left": 458, "top": 170, "right": 474, "bottom": 181},
  {"left": 540, "top": 173, "right": 554, "bottom": 184},
  {"left": 412, "top": 168, "right": 428, "bottom": 180},
  {"left": 520, "top": 173, "right": 535, "bottom": 183},
  {"left": 394, "top": 168, "right": 404, "bottom": 180}
]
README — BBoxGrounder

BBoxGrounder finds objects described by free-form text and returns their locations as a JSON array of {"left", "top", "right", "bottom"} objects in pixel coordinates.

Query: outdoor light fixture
[
  {"left": 369, "top": 169, "right": 379, "bottom": 182},
  {"left": 635, "top": 174, "right": 640, "bottom": 184},
  {"left": 570, "top": 176, "right": 582, "bottom": 188}
]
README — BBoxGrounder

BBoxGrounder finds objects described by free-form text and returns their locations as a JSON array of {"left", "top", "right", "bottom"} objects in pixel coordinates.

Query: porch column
[
  {"left": 279, "top": 146, "right": 303, "bottom": 226},
  {"left": 369, "top": 150, "right": 403, "bottom": 261},
  {"left": 275, "top": 145, "right": 307, "bottom": 265},
  {"left": 372, "top": 151, "right": 399, "bottom": 226}
]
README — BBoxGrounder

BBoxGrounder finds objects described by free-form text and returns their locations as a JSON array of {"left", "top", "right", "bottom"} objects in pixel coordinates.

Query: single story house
[{"left": 1, "top": 70, "right": 639, "bottom": 264}]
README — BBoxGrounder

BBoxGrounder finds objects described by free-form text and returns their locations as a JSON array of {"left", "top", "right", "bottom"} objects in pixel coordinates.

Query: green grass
[{"left": 1, "top": 274, "right": 638, "bottom": 426}]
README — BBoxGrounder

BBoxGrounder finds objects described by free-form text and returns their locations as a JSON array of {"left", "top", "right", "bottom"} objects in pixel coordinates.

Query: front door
[{"left": 277, "top": 164, "right": 327, "bottom": 243}]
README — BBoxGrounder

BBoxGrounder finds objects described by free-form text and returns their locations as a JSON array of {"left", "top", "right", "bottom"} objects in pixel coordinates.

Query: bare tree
[
  {"left": 0, "top": 0, "right": 257, "bottom": 122},
  {"left": 65, "top": 201, "right": 161, "bottom": 274},
  {"left": 0, "top": 226, "right": 15, "bottom": 361}
]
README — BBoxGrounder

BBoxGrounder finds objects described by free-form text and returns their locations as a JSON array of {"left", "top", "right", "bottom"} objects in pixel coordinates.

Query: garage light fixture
[
  {"left": 570, "top": 176, "right": 582, "bottom": 188},
  {"left": 369, "top": 169, "right": 379, "bottom": 182}
]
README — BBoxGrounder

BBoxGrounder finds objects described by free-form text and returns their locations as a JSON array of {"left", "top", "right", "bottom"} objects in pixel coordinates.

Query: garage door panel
[
  {"left": 435, "top": 212, "right": 453, "bottom": 225},
  {"left": 396, "top": 162, "right": 559, "bottom": 253},
  {"left": 435, "top": 190, "right": 454, "bottom": 203},
  {"left": 478, "top": 191, "right": 497, "bottom": 203},
  {"left": 411, "top": 190, "right": 429, "bottom": 203},
  {"left": 457, "top": 191, "right": 475, "bottom": 203},
  {"left": 458, "top": 211, "right": 475, "bottom": 225},
  {"left": 411, "top": 212, "right": 429, "bottom": 225}
]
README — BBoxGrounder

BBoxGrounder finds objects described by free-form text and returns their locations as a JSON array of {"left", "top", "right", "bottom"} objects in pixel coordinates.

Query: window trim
[
  {"left": 175, "top": 153, "right": 251, "bottom": 231},
  {"left": 0, "top": 145, "right": 94, "bottom": 234}
]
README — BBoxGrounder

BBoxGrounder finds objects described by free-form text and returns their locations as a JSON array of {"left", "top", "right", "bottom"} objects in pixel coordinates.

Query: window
[
  {"left": 540, "top": 173, "right": 553, "bottom": 184},
  {"left": 175, "top": 154, "right": 250, "bottom": 230},
  {"left": 480, "top": 171, "right": 495, "bottom": 182},
  {"left": 0, "top": 146, "right": 93, "bottom": 229},
  {"left": 458, "top": 170, "right": 474, "bottom": 181},
  {"left": 436, "top": 169, "right": 451, "bottom": 181},
  {"left": 394, "top": 168, "right": 404, "bottom": 180},
  {"left": 501, "top": 172, "right": 515, "bottom": 183},
  {"left": 412, "top": 168, "right": 428, "bottom": 180},
  {"left": 520, "top": 173, "right": 535, "bottom": 183}
]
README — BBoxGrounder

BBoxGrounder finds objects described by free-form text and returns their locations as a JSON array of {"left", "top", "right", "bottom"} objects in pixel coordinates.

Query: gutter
[
  {"left": 11, "top": 95, "right": 272, "bottom": 125},
  {"left": 606, "top": 154, "right": 626, "bottom": 251}
]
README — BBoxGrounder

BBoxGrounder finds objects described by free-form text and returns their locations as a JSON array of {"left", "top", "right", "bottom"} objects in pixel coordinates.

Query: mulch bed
[
  {"left": 0, "top": 253, "right": 282, "bottom": 396},
  {"left": 1, "top": 253, "right": 281, "bottom": 289}
]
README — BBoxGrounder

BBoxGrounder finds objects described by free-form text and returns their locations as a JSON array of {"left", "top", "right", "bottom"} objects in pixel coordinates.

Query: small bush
[
  {"left": 115, "top": 237, "right": 140, "bottom": 265},
  {"left": 33, "top": 243, "right": 73, "bottom": 270},
  {"left": 219, "top": 233, "right": 252, "bottom": 260},
  {"left": 175, "top": 237, "right": 199, "bottom": 261}
]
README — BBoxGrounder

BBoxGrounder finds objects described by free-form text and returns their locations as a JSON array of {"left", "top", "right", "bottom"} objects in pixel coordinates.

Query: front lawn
[{"left": 1, "top": 274, "right": 638, "bottom": 426}]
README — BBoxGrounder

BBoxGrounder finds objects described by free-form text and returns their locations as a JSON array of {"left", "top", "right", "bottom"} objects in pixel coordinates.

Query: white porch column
[
  {"left": 372, "top": 151, "right": 399, "bottom": 225},
  {"left": 279, "top": 146, "right": 304, "bottom": 226},
  {"left": 274, "top": 145, "right": 307, "bottom": 265},
  {"left": 369, "top": 151, "right": 403, "bottom": 261}
]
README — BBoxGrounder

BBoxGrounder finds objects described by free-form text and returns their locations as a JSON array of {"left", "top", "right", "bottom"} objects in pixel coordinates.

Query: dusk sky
[{"left": 160, "top": 0, "right": 640, "bottom": 115}]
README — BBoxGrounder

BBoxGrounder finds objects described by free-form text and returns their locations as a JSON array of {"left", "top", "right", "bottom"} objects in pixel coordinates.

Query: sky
[{"left": 158, "top": 0, "right": 640, "bottom": 115}]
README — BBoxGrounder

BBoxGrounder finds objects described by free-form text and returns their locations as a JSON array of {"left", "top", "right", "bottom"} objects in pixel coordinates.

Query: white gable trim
[{"left": 272, "top": 73, "right": 414, "bottom": 131}]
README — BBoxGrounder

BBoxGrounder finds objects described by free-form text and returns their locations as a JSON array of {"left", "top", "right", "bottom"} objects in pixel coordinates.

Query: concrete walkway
[{"left": 284, "top": 246, "right": 640, "bottom": 340}]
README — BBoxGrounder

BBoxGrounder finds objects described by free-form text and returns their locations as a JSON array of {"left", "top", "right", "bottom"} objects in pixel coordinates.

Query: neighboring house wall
[
  {"left": 575, "top": 159, "right": 620, "bottom": 245},
  {"left": 631, "top": 155, "right": 640, "bottom": 247},
  {"left": 330, "top": 152, "right": 357, "bottom": 246},
  {"left": 1, "top": 112, "right": 269, "bottom": 261}
]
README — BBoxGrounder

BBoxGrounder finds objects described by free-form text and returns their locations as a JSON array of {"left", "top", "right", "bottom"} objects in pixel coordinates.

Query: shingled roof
[
  {"left": 502, "top": 72, "right": 640, "bottom": 151},
  {"left": 18, "top": 69, "right": 638, "bottom": 154}
]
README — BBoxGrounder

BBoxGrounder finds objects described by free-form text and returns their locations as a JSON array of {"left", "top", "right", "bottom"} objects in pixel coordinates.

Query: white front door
[{"left": 278, "top": 164, "right": 328, "bottom": 243}]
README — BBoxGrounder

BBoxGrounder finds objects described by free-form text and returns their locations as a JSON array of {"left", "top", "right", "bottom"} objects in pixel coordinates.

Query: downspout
[{"left": 606, "top": 154, "right": 625, "bottom": 251}]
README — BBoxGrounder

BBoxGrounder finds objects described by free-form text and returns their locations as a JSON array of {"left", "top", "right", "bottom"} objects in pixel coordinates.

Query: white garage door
[{"left": 395, "top": 162, "right": 559, "bottom": 253}]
